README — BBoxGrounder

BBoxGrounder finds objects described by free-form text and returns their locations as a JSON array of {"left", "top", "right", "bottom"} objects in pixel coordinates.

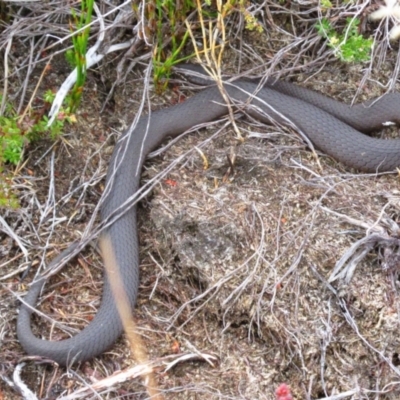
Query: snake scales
[{"left": 16, "top": 65, "right": 400, "bottom": 366}]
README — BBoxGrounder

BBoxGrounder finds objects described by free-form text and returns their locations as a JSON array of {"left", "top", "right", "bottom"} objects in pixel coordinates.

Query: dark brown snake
[{"left": 16, "top": 65, "right": 400, "bottom": 366}]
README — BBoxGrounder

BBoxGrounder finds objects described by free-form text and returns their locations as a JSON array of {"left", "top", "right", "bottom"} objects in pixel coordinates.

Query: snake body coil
[{"left": 17, "top": 68, "right": 400, "bottom": 366}]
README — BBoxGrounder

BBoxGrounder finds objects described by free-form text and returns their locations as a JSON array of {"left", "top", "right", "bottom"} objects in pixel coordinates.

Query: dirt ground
[{"left": 2, "top": 4, "right": 400, "bottom": 400}]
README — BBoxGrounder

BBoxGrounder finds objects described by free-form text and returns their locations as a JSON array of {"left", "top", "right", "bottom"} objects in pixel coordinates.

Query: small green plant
[
  {"left": 0, "top": 172, "right": 19, "bottom": 208},
  {"left": 316, "top": 17, "right": 373, "bottom": 63},
  {"left": 0, "top": 103, "right": 25, "bottom": 166},
  {"left": 320, "top": 0, "right": 332, "bottom": 9},
  {"left": 0, "top": 90, "right": 74, "bottom": 165},
  {"left": 0, "top": 90, "right": 75, "bottom": 208},
  {"left": 65, "top": 48, "right": 77, "bottom": 69},
  {"left": 142, "top": 0, "right": 263, "bottom": 91},
  {"left": 239, "top": 0, "right": 263, "bottom": 33},
  {"left": 143, "top": 0, "right": 195, "bottom": 91},
  {"left": 68, "top": 0, "right": 94, "bottom": 111}
]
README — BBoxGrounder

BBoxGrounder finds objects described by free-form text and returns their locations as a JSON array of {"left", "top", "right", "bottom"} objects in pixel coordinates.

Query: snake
[{"left": 16, "top": 64, "right": 400, "bottom": 366}]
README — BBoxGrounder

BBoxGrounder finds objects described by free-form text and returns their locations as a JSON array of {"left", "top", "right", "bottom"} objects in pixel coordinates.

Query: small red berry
[{"left": 275, "top": 383, "right": 293, "bottom": 400}]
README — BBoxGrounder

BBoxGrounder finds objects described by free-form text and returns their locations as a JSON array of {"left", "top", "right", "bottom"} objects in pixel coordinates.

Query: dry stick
[
  {"left": 0, "top": 35, "right": 13, "bottom": 116},
  {"left": 17, "top": 55, "right": 53, "bottom": 125},
  {"left": 100, "top": 235, "right": 164, "bottom": 400}
]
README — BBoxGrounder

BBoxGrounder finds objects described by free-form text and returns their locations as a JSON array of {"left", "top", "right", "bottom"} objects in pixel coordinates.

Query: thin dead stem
[{"left": 101, "top": 236, "right": 163, "bottom": 400}]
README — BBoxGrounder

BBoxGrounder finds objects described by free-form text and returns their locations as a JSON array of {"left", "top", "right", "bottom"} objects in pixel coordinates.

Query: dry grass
[{"left": 2, "top": 0, "right": 400, "bottom": 399}]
